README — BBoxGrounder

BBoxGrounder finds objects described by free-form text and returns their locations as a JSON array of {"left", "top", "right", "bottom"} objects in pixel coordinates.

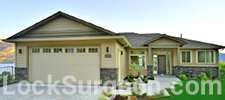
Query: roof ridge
[{"left": 6, "top": 11, "right": 116, "bottom": 39}]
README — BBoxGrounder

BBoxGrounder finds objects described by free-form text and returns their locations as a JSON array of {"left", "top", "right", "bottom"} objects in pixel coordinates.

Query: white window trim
[
  {"left": 129, "top": 50, "right": 147, "bottom": 69},
  {"left": 180, "top": 50, "right": 192, "bottom": 63},
  {"left": 196, "top": 50, "right": 216, "bottom": 64}
]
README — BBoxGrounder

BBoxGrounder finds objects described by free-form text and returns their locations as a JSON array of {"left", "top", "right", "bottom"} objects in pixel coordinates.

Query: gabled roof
[
  {"left": 7, "top": 11, "right": 116, "bottom": 39},
  {"left": 143, "top": 34, "right": 188, "bottom": 45},
  {"left": 119, "top": 33, "right": 225, "bottom": 48}
]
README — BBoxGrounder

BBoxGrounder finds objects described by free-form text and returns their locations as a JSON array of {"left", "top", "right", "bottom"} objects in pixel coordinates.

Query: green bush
[
  {"left": 219, "top": 69, "right": 225, "bottom": 79},
  {"left": 1, "top": 71, "right": 12, "bottom": 82},
  {"left": 129, "top": 73, "right": 133, "bottom": 79},
  {"left": 179, "top": 74, "right": 188, "bottom": 80},
  {"left": 151, "top": 75, "right": 154, "bottom": 80},
  {"left": 202, "top": 76, "right": 209, "bottom": 81},
  {"left": 142, "top": 93, "right": 147, "bottom": 97},
  {"left": 143, "top": 78, "right": 148, "bottom": 83},
  {"left": 198, "top": 72, "right": 209, "bottom": 81},
  {"left": 219, "top": 60, "right": 225, "bottom": 79},
  {"left": 206, "top": 67, "right": 213, "bottom": 79}
]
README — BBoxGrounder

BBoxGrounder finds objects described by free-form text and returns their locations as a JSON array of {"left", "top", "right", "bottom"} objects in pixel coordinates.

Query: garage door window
[
  {"left": 54, "top": 48, "right": 62, "bottom": 53},
  {"left": 32, "top": 48, "right": 40, "bottom": 53},
  {"left": 77, "top": 48, "right": 85, "bottom": 53},
  {"left": 89, "top": 48, "right": 98, "bottom": 53},
  {"left": 65, "top": 48, "right": 74, "bottom": 53},
  {"left": 43, "top": 48, "right": 51, "bottom": 53}
]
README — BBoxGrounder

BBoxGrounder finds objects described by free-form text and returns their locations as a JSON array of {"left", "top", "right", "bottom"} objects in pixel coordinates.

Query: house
[{"left": 4, "top": 11, "right": 225, "bottom": 84}]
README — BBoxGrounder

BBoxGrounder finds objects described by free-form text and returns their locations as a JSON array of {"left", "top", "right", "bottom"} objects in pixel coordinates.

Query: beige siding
[
  {"left": 116, "top": 42, "right": 127, "bottom": 81},
  {"left": 180, "top": 49, "right": 218, "bottom": 66},
  {"left": 23, "top": 17, "right": 105, "bottom": 37},
  {"left": 149, "top": 37, "right": 181, "bottom": 46},
  {"left": 127, "top": 48, "right": 148, "bottom": 76},
  {"left": 15, "top": 39, "right": 117, "bottom": 68}
]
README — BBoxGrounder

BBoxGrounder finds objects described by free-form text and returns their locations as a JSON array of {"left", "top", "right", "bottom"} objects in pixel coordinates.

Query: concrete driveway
[
  {"left": 0, "top": 83, "right": 99, "bottom": 100},
  {"left": 0, "top": 75, "right": 179, "bottom": 100}
]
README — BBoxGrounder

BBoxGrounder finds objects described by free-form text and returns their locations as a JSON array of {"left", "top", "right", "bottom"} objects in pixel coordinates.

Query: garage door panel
[{"left": 30, "top": 46, "right": 100, "bottom": 84}]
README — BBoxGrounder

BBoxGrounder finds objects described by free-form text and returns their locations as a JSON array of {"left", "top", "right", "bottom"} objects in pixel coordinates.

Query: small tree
[{"left": 130, "top": 62, "right": 139, "bottom": 77}]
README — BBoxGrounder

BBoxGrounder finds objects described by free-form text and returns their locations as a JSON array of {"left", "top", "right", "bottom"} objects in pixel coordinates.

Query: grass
[{"left": 151, "top": 80, "right": 225, "bottom": 100}]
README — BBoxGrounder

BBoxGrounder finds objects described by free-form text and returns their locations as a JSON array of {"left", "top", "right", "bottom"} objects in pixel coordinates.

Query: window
[
  {"left": 129, "top": 50, "right": 146, "bottom": 69},
  {"left": 77, "top": 48, "right": 85, "bottom": 53},
  {"left": 32, "top": 48, "right": 40, "bottom": 53},
  {"left": 181, "top": 51, "right": 191, "bottom": 63},
  {"left": 18, "top": 49, "right": 23, "bottom": 54},
  {"left": 197, "top": 51, "right": 214, "bottom": 63},
  {"left": 43, "top": 48, "right": 51, "bottom": 53},
  {"left": 54, "top": 48, "right": 62, "bottom": 53},
  {"left": 89, "top": 48, "right": 98, "bottom": 53},
  {"left": 65, "top": 48, "right": 74, "bottom": 53}
]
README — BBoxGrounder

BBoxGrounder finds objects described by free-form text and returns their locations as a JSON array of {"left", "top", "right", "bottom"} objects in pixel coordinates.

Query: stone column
[{"left": 15, "top": 67, "right": 28, "bottom": 82}]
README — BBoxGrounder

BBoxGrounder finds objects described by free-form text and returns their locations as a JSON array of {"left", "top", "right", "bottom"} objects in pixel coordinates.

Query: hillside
[{"left": 0, "top": 39, "right": 15, "bottom": 63}]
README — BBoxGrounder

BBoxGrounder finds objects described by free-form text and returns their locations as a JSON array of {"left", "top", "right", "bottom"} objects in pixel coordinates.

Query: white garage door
[{"left": 29, "top": 46, "right": 100, "bottom": 84}]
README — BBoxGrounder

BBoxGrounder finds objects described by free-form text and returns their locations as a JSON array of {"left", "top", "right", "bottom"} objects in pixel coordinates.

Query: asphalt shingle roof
[{"left": 118, "top": 33, "right": 224, "bottom": 48}]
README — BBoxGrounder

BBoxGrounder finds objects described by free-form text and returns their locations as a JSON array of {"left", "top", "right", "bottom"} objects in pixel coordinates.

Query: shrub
[
  {"left": 199, "top": 72, "right": 206, "bottom": 78},
  {"left": 219, "top": 69, "right": 225, "bottom": 79},
  {"left": 143, "top": 78, "right": 148, "bottom": 83},
  {"left": 127, "top": 75, "right": 130, "bottom": 79},
  {"left": 129, "top": 73, "right": 133, "bottom": 79},
  {"left": 198, "top": 72, "right": 209, "bottom": 81},
  {"left": 179, "top": 74, "right": 188, "bottom": 80},
  {"left": 206, "top": 67, "right": 213, "bottom": 79},
  {"left": 142, "top": 93, "right": 147, "bottom": 97},
  {"left": 1, "top": 71, "right": 12, "bottom": 82},
  {"left": 202, "top": 76, "right": 209, "bottom": 81},
  {"left": 151, "top": 75, "right": 154, "bottom": 80}
]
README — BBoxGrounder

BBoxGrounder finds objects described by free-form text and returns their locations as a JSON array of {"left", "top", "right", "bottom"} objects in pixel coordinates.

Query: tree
[{"left": 130, "top": 62, "right": 139, "bottom": 77}]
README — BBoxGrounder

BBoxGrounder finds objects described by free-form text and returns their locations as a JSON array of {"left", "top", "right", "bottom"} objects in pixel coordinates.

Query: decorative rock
[
  {"left": 15, "top": 67, "right": 28, "bottom": 82},
  {"left": 173, "top": 66, "right": 218, "bottom": 78},
  {"left": 100, "top": 68, "right": 118, "bottom": 85}
]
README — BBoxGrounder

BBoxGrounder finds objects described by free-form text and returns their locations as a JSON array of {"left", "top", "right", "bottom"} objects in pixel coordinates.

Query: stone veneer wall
[
  {"left": 15, "top": 67, "right": 28, "bottom": 82},
  {"left": 100, "top": 68, "right": 118, "bottom": 85},
  {"left": 147, "top": 65, "right": 153, "bottom": 77},
  {"left": 173, "top": 66, "right": 219, "bottom": 78}
]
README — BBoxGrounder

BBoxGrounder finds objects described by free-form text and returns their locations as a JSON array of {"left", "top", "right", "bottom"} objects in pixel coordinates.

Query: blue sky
[{"left": 1, "top": 0, "right": 225, "bottom": 52}]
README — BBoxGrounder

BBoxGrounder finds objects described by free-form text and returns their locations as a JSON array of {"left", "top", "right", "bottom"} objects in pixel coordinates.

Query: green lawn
[{"left": 152, "top": 80, "right": 225, "bottom": 100}]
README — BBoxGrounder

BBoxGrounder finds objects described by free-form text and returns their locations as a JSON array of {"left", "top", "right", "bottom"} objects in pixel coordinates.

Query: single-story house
[{"left": 4, "top": 11, "right": 225, "bottom": 84}]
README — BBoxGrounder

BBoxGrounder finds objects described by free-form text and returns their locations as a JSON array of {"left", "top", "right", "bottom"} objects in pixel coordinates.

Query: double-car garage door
[{"left": 29, "top": 46, "right": 100, "bottom": 84}]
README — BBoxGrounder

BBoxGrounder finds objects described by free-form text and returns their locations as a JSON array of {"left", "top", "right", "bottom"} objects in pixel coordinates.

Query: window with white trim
[
  {"left": 43, "top": 48, "right": 51, "bottom": 53},
  {"left": 32, "top": 48, "right": 40, "bottom": 53},
  {"left": 77, "top": 48, "right": 85, "bottom": 53},
  {"left": 89, "top": 48, "right": 98, "bottom": 53},
  {"left": 181, "top": 51, "right": 191, "bottom": 63},
  {"left": 54, "top": 48, "right": 62, "bottom": 53},
  {"left": 129, "top": 50, "right": 146, "bottom": 69},
  {"left": 65, "top": 48, "right": 74, "bottom": 53},
  {"left": 197, "top": 50, "right": 214, "bottom": 63}
]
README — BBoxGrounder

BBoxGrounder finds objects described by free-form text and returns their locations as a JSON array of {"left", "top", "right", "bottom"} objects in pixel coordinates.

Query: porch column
[
  {"left": 148, "top": 46, "right": 152, "bottom": 65},
  {"left": 177, "top": 47, "right": 180, "bottom": 65}
]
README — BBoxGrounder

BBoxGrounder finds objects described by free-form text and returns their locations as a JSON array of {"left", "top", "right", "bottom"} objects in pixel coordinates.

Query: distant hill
[
  {"left": 219, "top": 53, "right": 225, "bottom": 63},
  {"left": 0, "top": 39, "right": 15, "bottom": 63}
]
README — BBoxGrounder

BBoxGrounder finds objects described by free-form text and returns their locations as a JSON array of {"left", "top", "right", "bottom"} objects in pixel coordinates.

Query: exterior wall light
[{"left": 106, "top": 47, "right": 109, "bottom": 53}]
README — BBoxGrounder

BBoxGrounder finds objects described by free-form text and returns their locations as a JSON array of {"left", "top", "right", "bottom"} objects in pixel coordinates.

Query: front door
[{"left": 158, "top": 55, "right": 166, "bottom": 74}]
